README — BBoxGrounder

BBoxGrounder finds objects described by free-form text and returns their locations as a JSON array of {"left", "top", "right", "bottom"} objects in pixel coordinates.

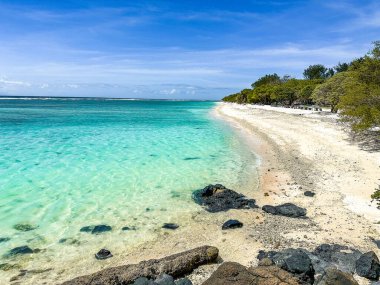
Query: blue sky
[{"left": 0, "top": 0, "right": 379, "bottom": 99}]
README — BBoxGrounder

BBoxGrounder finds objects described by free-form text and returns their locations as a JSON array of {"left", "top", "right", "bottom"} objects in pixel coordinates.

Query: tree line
[{"left": 222, "top": 41, "right": 380, "bottom": 132}]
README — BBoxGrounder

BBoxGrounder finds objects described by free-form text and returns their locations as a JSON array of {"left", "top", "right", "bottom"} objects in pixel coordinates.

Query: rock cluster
[{"left": 192, "top": 184, "right": 257, "bottom": 212}]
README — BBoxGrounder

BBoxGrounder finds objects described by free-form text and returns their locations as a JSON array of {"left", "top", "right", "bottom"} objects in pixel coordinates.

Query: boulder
[
  {"left": 95, "top": 249, "right": 113, "bottom": 260},
  {"left": 313, "top": 244, "right": 362, "bottom": 274},
  {"left": 193, "top": 184, "right": 257, "bottom": 213},
  {"left": 316, "top": 268, "right": 358, "bottom": 285},
  {"left": 62, "top": 246, "right": 219, "bottom": 285},
  {"left": 222, "top": 220, "right": 243, "bottom": 230},
  {"left": 355, "top": 251, "right": 380, "bottom": 280},
  {"left": 271, "top": 248, "right": 314, "bottom": 284},
  {"left": 262, "top": 203, "right": 306, "bottom": 218},
  {"left": 162, "top": 224, "right": 179, "bottom": 230},
  {"left": 202, "top": 261, "right": 302, "bottom": 285}
]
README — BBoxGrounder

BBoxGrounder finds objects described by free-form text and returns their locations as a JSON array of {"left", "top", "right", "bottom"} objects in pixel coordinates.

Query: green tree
[
  {"left": 334, "top": 62, "right": 350, "bottom": 73},
  {"left": 338, "top": 41, "right": 380, "bottom": 131},
  {"left": 251, "top": 73, "right": 281, "bottom": 88},
  {"left": 312, "top": 72, "right": 354, "bottom": 113},
  {"left": 303, "top": 64, "right": 331, "bottom": 80}
]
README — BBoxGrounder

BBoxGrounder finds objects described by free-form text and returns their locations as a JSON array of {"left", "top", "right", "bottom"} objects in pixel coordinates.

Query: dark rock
[
  {"left": 222, "top": 220, "right": 243, "bottom": 230},
  {"left": 0, "top": 237, "right": 10, "bottom": 243},
  {"left": 304, "top": 191, "right": 315, "bottom": 197},
  {"left": 155, "top": 273, "right": 175, "bottom": 285},
  {"left": 6, "top": 246, "right": 33, "bottom": 256},
  {"left": 62, "top": 245, "right": 219, "bottom": 285},
  {"left": 202, "top": 261, "right": 302, "bottom": 285},
  {"left": 271, "top": 248, "right": 315, "bottom": 284},
  {"left": 80, "top": 225, "right": 112, "bottom": 234},
  {"left": 262, "top": 203, "right": 306, "bottom": 218},
  {"left": 313, "top": 244, "right": 362, "bottom": 274},
  {"left": 162, "top": 223, "right": 179, "bottom": 230},
  {"left": 316, "top": 268, "right": 359, "bottom": 285},
  {"left": 355, "top": 251, "right": 380, "bottom": 280},
  {"left": 79, "top": 226, "right": 94, "bottom": 233},
  {"left": 95, "top": 249, "right": 113, "bottom": 260},
  {"left": 122, "top": 226, "right": 137, "bottom": 231},
  {"left": 175, "top": 278, "right": 192, "bottom": 285},
  {"left": 92, "top": 225, "right": 112, "bottom": 234},
  {"left": 13, "top": 223, "right": 38, "bottom": 232},
  {"left": 192, "top": 184, "right": 258, "bottom": 213}
]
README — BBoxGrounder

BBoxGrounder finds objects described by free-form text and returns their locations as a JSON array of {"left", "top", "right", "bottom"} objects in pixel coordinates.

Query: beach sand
[{"left": 9, "top": 102, "right": 380, "bottom": 285}]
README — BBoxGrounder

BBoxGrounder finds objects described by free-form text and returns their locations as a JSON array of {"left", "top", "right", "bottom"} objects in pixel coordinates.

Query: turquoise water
[{"left": 0, "top": 99, "right": 257, "bottom": 282}]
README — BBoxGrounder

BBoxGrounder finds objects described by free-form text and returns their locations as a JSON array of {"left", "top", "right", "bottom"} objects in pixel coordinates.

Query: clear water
[{"left": 0, "top": 99, "right": 258, "bottom": 282}]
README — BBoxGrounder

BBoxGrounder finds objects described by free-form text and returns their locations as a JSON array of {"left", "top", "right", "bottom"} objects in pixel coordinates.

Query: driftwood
[{"left": 62, "top": 245, "right": 219, "bottom": 285}]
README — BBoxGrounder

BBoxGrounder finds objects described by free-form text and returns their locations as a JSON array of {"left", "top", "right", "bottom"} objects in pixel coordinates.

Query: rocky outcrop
[
  {"left": 62, "top": 246, "right": 219, "bottom": 285},
  {"left": 355, "top": 251, "right": 380, "bottom": 280},
  {"left": 316, "top": 268, "right": 359, "bottom": 285},
  {"left": 192, "top": 184, "right": 257, "bottom": 213},
  {"left": 257, "top": 244, "right": 365, "bottom": 282},
  {"left": 262, "top": 203, "right": 306, "bottom": 218},
  {"left": 202, "top": 260, "right": 303, "bottom": 285}
]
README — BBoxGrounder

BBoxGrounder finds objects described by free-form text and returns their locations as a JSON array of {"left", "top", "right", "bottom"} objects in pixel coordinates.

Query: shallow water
[{"left": 0, "top": 99, "right": 258, "bottom": 283}]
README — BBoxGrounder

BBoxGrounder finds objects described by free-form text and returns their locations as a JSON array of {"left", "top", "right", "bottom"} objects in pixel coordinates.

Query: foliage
[
  {"left": 311, "top": 72, "right": 354, "bottom": 113},
  {"left": 303, "top": 64, "right": 333, "bottom": 80},
  {"left": 251, "top": 73, "right": 281, "bottom": 88},
  {"left": 222, "top": 40, "right": 380, "bottom": 133},
  {"left": 338, "top": 44, "right": 380, "bottom": 131}
]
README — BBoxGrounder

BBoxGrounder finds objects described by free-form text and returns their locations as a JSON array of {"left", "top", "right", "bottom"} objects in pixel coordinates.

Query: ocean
[{"left": 0, "top": 98, "right": 258, "bottom": 283}]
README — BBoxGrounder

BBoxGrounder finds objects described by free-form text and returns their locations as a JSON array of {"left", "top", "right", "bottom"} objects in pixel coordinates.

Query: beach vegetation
[{"left": 223, "top": 40, "right": 380, "bottom": 133}]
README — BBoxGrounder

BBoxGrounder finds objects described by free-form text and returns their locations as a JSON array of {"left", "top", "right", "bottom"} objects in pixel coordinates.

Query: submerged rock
[
  {"left": 80, "top": 225, "right": 112, "bottom": 234},
  {"left": 95, "top": 249, "right": 113, "bottom": 260},
  {"left": 133, "top": 277, "right": 156, "bottom": 285},
  {"left": 162, "top": 223, "right": 179, "bottom": 230},
  {"left": 62, "top": 246, "right": 218, "bottom": 285},
  {"left": 13, "top": 223, "right": 38, "bottom": 232},
  {"left": 122, "top": 226, "right": 137, "bottom": 231},
  {"left": 6, "top": 246, "right": 33, "bottom": 257},
  {"left": 222, "top": 220, "right": 243, "bottom": 230},
  {"left": 0, "top": 263, "right": 21, "bottom": 271},
  {"left": 316, "top": 268, "right": 358, "bottom": 285},
  {"left": 355, "top": 251, "right": 380, "bottom": 280},
  {"left": 0, "top": 237, "right": 10, "bottom": 243},
  {"left": 192, "top": 184, "right": 257, "bottom": 213},
  {"left": 262, "top": 203, "right": 307, "bottom": 218}
]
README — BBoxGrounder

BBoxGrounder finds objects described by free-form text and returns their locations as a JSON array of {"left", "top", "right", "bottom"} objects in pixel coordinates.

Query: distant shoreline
[{"left": 0, "top": 95, "right": 219, "bottom": 102}]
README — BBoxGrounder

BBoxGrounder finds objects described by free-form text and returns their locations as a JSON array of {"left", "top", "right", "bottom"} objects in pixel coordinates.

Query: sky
[{"left": 0, "top": 0, "right": 379, "bottom": 99}]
